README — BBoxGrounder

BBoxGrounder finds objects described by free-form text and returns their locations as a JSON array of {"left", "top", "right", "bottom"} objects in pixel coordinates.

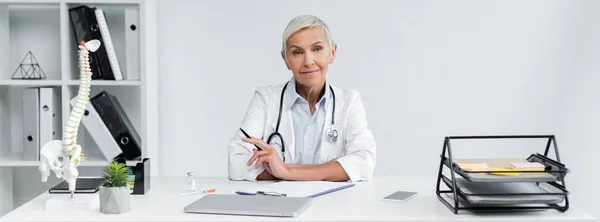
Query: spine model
[
  {"left": 62, "top": 40, "right": 94, "bottom": 165},
  {"left": 38, "top": 40, "right": 101, "bottom": 198}
]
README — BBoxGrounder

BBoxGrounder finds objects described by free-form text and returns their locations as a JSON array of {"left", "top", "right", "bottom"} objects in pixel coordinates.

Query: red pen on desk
[{"left": 181, "top": 189, "right": 216, "bottom": 196}]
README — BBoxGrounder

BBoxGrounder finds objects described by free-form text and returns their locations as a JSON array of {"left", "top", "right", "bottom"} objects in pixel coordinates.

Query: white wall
[
  {"left": 0, "top": 168, "right": 13, "bottom": 217},
  {"left": 157, "top": 0, "right": 599, "bottom": 216},
  {"left": 555, "top": 6, "right": 600, "bottom": 214}
]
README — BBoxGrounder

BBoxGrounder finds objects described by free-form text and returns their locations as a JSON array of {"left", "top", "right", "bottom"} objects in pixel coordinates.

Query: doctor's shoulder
[
  {"left": 331, "top": 85, "right": 363, "bottom": 106},
  {"left": 252, "top": 83, "right": 287, "bottom": 102},
  {"left": 246, "top": 83, "right": 287, "bottom": 113}
]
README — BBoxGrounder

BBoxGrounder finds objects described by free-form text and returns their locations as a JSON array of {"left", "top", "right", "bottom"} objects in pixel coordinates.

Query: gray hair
[{"left": 281, "top": 15, "right": 334, "bottom": 57}]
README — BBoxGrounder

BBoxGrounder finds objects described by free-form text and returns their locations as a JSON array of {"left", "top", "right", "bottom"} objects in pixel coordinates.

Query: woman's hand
[{"left": 243, "top": 137, "right": 290, "bottom": 179}]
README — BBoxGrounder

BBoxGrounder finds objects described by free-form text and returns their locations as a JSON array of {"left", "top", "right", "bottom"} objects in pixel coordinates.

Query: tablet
[
  {"left": 382, "top": 191, "right": 418, "bottom": 202},
  {"left": 49, "top": 177, "right": 104, "bottom": 194}
]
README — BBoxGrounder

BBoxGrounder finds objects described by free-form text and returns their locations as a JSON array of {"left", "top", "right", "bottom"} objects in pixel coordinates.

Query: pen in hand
[{"left": 239, "top": 128, "right": 262, "bottom": 151}]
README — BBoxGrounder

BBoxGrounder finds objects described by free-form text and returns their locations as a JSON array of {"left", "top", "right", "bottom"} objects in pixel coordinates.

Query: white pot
[{"left": 99, "top": 186, "right": 130, "bottom": 214}]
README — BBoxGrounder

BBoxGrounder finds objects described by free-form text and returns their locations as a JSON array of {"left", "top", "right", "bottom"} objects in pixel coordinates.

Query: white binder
[
  {"left": 95, "top": 8, "right": 123, "bottom": 81},
  {"left": 0, "top": 7, "right": 7, "bottom": 76},
  {"left": 124, "top": 7, "right": 140, "bottom": 80},
  {"left": 22, "top": 88, "right": 40, "bottom": 161},
  {"left": 38, "top": 87, "right": 60, "bottom": 159},
  {"left": 70, "top": 97, "right": 122, "bottom": 160}
]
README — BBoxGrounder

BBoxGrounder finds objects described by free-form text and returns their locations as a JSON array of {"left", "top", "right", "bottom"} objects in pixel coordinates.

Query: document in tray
[{"left": 237, "top": 181, "right": 354, "bottom": 198}]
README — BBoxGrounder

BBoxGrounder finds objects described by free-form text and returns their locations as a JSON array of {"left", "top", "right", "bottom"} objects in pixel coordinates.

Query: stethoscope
[{"left": 267, "top": 81, "right": 338, "bottom": 162}]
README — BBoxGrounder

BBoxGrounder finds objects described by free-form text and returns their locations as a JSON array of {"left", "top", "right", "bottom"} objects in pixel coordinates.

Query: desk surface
[{"left": 0, "top": 176, "right": 595, "bottom": 222}]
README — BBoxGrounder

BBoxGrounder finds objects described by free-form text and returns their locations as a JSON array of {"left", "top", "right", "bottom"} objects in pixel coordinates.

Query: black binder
[
  {"left": 91, "top": 91, "right": 141, "bottom": 160},
  {"left": 68, "top": 5, "right": 115, "bottom": 80}
]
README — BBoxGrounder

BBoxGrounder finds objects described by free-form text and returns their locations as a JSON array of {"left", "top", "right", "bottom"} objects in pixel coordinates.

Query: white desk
[{"left": 0, "top": 176, "right": 595, "bottom": 222}]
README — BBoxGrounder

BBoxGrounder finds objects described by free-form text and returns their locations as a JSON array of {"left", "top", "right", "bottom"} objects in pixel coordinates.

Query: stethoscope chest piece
[{"left": 327, "top": 125, "right": 338, "bottom": 141}]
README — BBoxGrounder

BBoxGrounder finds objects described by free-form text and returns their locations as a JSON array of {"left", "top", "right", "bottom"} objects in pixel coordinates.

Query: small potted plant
[{"left": 99, "top": 161, "right": 130, "bottom": 214}]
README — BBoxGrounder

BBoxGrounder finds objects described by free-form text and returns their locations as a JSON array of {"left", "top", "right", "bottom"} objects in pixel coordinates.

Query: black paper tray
[{"left": 441, "top": 176, "right": 568, "bottom": 205}]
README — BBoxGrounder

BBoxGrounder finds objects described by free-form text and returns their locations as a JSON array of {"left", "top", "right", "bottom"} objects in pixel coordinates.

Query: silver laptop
[{"left": 184, "top": 194, "right": 314, "bottom": 217}]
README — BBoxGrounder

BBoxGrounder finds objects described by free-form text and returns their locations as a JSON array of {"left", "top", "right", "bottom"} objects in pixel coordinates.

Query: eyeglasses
[{"left": 256, "top": 190, "right": 287, "bottom": 197}]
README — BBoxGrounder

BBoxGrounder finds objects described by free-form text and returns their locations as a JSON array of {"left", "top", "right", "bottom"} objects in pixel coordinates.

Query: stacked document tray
[{"left": 435, "top": 135, "right": 570, "bottom": 214}]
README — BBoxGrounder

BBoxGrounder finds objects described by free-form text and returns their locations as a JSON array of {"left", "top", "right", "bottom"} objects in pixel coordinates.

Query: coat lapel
[
  {"left": 318, "top": 87, "right": 342, "bottom": 163},
  {"left": 269, "top": 108, "right": 295, "bottom": 163}
]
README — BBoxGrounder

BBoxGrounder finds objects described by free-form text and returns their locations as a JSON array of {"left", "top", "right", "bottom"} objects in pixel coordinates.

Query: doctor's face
[{"left": 282, "top": 27, "right": 337, "bottom": 89}]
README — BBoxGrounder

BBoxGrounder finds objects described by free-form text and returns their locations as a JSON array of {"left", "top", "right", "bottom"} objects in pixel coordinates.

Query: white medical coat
[{"left": 227, "top": 81, "right": 376, "bottom": 182}]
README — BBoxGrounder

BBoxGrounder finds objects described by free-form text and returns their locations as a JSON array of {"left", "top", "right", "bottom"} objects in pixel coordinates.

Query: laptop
[{"left": 183, "top": 194, "right": 314, "bottom": 217}]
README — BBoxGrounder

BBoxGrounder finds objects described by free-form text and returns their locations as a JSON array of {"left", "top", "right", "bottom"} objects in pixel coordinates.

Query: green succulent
[{"left": 102, "top": 161, "right": 129, "bottom": 187}]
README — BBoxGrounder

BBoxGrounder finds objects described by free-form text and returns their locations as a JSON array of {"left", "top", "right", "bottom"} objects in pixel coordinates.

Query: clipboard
[{"left": 236, "top": 181, "right": 355, "bottom": 198}]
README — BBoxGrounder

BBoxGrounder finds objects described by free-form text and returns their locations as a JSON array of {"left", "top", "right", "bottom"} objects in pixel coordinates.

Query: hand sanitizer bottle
[{"left": 187, "top": 172, "right": 196, "bottom": 192}]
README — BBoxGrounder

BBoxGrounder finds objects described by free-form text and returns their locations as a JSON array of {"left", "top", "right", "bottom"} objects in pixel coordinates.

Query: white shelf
[
  {"left": 64, "top": 80, "right": 140, "bottom": 86},
  {"left": 0, "top": 80, "right": 62, "bottom": 86},
  {"left": 0, "top": 153, "right": 139, "bottom": 167},
  {"left": 0, "top": 1, "right": 60, "bottom": 3},
  {"left": 0, "top": 0, "right": 143, "bottom": 4},
  {"left": 0, "top": 80, "right": 140, "bottom": 86}
]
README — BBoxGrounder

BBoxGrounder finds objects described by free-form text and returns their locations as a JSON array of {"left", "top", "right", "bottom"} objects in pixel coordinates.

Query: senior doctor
[{"left": 228, "top": 15, "right": 376, "bottom": 182}]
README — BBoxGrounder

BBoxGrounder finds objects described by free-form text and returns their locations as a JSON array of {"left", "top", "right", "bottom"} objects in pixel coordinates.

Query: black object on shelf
[
  {"left": 435, "top": 135, "right": 570, "bottom": 214},
  {"left": 91, "top": 91, "right": 141, "bottom": 160},
  {"left": 68, "top": 5, "right": 115, "bottom": 80},
  {"left": 11, "top": 51, "right": 46, "bottom": 79}
]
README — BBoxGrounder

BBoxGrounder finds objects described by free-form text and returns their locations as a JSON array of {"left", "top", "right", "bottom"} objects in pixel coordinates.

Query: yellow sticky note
[
  {"left": 489, "top": 168, "right": 522, "bottom": 176},
  {"left": 509, "top": 165, "right": 545, "bottom": 172}
]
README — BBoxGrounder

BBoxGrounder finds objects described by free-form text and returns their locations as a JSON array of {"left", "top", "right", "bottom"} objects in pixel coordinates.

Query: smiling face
[{"left": 282, "top": 27, "right": 337, "bottom": 89}]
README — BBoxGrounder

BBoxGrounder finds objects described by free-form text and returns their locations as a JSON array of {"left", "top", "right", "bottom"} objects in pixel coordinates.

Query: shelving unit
[
  {"left": 0, "top": 0, "right": 145, "bottom": 167},
  {"left": 0, "top": 0, "right": 157, "bottom": 217}
]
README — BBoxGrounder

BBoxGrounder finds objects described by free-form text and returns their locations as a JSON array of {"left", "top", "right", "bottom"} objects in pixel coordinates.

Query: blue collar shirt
[{"left": 282, "top": 78, "right": 331, "bottom": 164}]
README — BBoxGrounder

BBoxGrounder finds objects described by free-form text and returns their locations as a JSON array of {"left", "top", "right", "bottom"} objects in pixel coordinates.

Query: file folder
[
  {"left": 39, "top": 87, "right": 60, "bottom": 159},
  {"left": 91, "top": 91, "right": 141, "bottom": 160},
  {"left": 22, "top": 88, "right": 40, "bottom": 161},
  {"left": 69, "top": 5, "right": 115, "bottom": 80},
  {"left": 124, "top": 7, "right": 140, "bottom": 80},
  {"left": 70, "top": 96, "right": 122, "bottom": 160}
]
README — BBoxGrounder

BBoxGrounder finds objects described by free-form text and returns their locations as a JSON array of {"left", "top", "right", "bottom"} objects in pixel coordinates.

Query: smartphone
[{"left": 382, "top": 191, "right": 418, "bottom": 202}]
